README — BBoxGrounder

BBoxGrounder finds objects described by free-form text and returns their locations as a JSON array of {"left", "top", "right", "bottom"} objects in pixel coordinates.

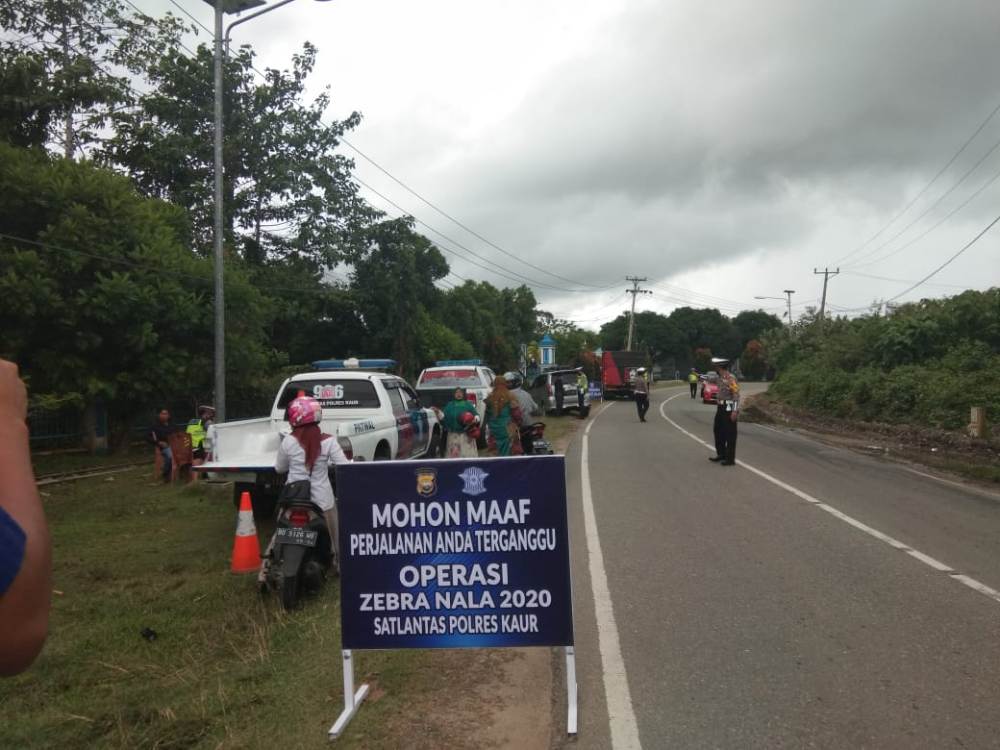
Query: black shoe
[
  {"left": 708, "top": 456, "right": 723, "bottom": 462},
  {"left": 721, "top": 460, "right": 735, "bottom": 466}
]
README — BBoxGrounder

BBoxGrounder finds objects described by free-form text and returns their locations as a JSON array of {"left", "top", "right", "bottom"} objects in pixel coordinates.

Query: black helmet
[{"left": 503, "top": 371, "right": 523, "bottom": 389}]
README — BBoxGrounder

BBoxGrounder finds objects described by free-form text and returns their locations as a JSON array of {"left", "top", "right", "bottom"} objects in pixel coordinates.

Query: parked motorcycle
[
  {"left": 263, "top": 480, "right": 334, "bottom": 610},
  {"left": 520, "top": 422, "right": 554, "bottom": 455}
]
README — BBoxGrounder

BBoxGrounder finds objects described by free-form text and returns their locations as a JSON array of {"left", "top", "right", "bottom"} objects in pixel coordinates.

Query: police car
[{"left": 197, "top": 358, "right": 441, "bottom": 515}]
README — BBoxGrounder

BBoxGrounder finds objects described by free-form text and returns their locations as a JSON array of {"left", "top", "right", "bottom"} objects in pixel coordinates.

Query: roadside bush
[{"left": 769, "top": 289, "right": 1000, "bottom": 432}]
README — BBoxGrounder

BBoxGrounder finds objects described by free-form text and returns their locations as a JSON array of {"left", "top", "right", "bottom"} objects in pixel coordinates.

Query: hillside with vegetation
[{"left": 763, "top": 289, "right": 1000, "bottom": 434}]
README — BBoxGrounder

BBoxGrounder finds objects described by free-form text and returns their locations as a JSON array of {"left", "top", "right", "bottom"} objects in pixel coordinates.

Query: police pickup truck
[{"left": 196, "top": 359, "right": 441, "bottom": 516}]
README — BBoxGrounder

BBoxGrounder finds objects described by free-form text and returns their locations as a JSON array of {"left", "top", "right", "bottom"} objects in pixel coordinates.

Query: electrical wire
[
  {"left": 883, "top": 212, "right": 1000, "bottom": 303},
  {"left": 852, "top": 162, "right": 1000, "bottom": 268},
  {"left": 825, "top": 211, "right": 1000, "bottom": 313},
  {"left": 0, "top": 232, "right": 348, "bottom": 296},
  {"left": 834, "top": 98, "right": 1000, "bottom": 265},
  {"left": 845, "top": 135, "right": 1000, "bottom": 268}
]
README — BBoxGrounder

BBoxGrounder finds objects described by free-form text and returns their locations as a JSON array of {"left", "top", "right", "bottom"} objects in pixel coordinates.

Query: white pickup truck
[{"left": 197, "top": 364, "right": 441, "bottom": 516}]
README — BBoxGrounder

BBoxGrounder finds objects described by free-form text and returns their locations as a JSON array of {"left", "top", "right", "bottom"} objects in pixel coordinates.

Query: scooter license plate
[{"left": 275, "top": 527, "right": 318, "bottom": 547}]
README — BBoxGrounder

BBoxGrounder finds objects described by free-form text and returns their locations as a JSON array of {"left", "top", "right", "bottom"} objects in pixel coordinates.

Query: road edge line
[
  {"left": 580, "top": 404, "right": 642, "bottom": 749},
  {"left": 657, "top": 392, "right": 1000, "bottom": 607}
]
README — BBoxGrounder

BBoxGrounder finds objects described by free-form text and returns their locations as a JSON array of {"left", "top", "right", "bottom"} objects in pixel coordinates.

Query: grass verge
[{"left": 0, "top": 472, "right": 501, "bottom": 749}]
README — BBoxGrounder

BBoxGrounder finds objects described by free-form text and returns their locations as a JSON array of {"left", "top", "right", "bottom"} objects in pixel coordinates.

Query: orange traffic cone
[{"left": 231, "top": 491, "right": 261, "bottom": 574}]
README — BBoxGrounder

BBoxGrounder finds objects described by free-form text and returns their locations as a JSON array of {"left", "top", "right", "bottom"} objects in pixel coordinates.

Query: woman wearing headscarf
[
  {"left": 274, "top": 395, "right": 350, "bottom": 570},
  {"left": 441, "top": 387, "right": 479, "bottom": 458},
  {"left": 485, "top": 377, "right": 523, "bottom": 456}
]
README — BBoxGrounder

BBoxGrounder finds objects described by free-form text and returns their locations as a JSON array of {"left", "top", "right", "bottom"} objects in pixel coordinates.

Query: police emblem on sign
[
  {"left": 416, "top": 468, "right": 437, "bottom": 497},
  {"left": 458, "top": 467, "right": 488, "bottom": 496}
]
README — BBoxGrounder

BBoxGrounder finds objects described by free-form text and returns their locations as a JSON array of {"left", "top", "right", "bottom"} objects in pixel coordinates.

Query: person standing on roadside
[
  {"left": 688, "top": 368, "right": 699, "bottom": 399},
  {"left": 441, "top": 388, "right": 480, "bottom": 458},
  {"left": 0, "top": 359, "right": 52, "bottom": 676},
  {"left": 709, "top": 357, "right": 740, "bottom": 466},
  {"left": 553, "top": 373, "right": 565, "bottom": 415},
  {"left": 633, "top": 367, "right": 650, "bottom": 422},
  {"left": 148, "top": 408, "right": 177, "bottom": 483},
  {"left": 575, "top": 368, "right": 588, "bottom": 417}
]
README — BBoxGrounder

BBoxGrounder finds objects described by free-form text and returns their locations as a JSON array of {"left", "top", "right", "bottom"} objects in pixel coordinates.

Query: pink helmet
[{"left": 287, "top": 395, "right": 322, "bottom": 428}]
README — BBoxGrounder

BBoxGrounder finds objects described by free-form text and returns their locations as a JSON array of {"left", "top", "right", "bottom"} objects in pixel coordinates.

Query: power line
[
  {"left": 168, "top": 0, "right": 213, "bottom": 35},
  {"left": 852, "top": 161, "right": 1000, "bottom": 268},
  {"left": 834, "top": 98, "right": 1000, "bottom": 265},
  {"left": 845, "top": 134, "right": 1000, "bottom": 267},
  {"left": 883, "top": 212, "right": 1000, "bottom": 303},
  {"left": 354, "top": 176, "right": 614, "bottom": 293},
  {"left": 840, "top": 269, "right": 969, "bottom": 290},
  {"left": 826, "top": 212, "right": 1000, "bottom": 313},
  {"left": 0, "top": 231, "right": 348, "bottom": 296},
  {"left": 340, "top": 138, "right": 606, "bottom": 289}
]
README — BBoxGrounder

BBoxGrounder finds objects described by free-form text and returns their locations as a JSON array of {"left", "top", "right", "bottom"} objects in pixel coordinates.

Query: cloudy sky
[{"left": 142, "top": 0, "right": 1000, "bottom": 329}]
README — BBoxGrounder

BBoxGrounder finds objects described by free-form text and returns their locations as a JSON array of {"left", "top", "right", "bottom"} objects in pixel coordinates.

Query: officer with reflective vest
[
  {"left": 708, "top": 358, "right": 739, "bottom": 465},
  {"left": 186, "top": 405, "right": 215, "bottom": 462}
]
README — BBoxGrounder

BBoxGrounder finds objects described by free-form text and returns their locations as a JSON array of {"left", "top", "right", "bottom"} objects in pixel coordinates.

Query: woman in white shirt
[{"left": 276, "top": 395, "right": 351, "bottom": 570}]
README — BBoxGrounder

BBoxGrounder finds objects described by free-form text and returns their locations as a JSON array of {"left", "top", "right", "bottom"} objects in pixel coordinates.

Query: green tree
[
  {"left": 104, "top": 40, "right": 369, "bottom": 265},
  {"left": 441, "top": 281, "right": 537, "bottom": 371},
  {"left": 732, "top": 309, "right": 784, "bottom": 349},
  {"left": 0, "top": 143, "right": 273, "bottom": 446},
  {"left": 351, "top": 218, "right": 449, "bottom": 377},
  {"left": 0, "top": 0, "right": 188, "bottom": 154},
  {"left": 739, "top": 339, "right": 767, "bottom": 380}
]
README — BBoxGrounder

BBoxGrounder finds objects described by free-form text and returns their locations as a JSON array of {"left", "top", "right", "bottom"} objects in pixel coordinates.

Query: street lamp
[
  {"left": 201, "top": 0, "right": 333, "bottom": 422},
  {"left": 754, "top": 290, "right": 796, "bottom": 325}
]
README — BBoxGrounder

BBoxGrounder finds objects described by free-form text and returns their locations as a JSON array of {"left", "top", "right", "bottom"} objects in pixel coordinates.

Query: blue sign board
[{"left": 337, "top": 455, "right": 574, "bottom": 650}]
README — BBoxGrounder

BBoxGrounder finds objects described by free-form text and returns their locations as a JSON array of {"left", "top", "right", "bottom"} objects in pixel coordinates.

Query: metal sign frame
[{"left": 329, "top": 455, "right": 578, "bottom": 739}]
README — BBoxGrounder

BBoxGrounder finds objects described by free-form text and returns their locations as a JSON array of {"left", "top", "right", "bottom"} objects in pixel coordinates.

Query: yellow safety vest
[{"left": 186, "top": 420, "right": 206, "bottom": 449}]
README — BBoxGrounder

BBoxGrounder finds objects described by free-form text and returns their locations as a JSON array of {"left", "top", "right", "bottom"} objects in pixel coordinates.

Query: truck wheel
[{"left": 374, "top": 442, "right": 391, "bottom": 461}]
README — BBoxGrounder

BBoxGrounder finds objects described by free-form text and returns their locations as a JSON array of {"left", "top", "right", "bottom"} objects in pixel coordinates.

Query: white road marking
[
  {"left": 580, "top": 403, "right": 642, "bottom": 749},
  {"left": 657, "top": 391, "right": 1000, "bottom": 607}
]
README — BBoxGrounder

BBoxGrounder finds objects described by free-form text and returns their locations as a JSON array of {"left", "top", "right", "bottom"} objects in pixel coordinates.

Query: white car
[
  {"left": 198, "top": 359, "right": 440, "bottom": 515},
  {"left": 415, "top": 360, "right": 496, "bottom": 443}
]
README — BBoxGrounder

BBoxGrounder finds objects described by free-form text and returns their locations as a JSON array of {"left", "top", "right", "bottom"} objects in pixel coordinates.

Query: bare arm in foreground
[{"left": 0, "top": 360, "right": 51, "bottom": 676}]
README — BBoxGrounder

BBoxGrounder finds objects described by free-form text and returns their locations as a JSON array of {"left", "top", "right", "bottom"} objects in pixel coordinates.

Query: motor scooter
[
  {"left": 263, "top": 480, "right": 333, "bottom": 610},
  {"left": 520, "top": 422, "right": 554, "bottom": 455}
]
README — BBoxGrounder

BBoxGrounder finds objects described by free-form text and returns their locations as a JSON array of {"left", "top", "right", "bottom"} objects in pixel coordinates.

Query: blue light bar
[
  {"left": 434, "top": 359, "right": 483, "bottom": 367},
  {"left": 312, "top": 358, "right": 397, "bottom": 371}
]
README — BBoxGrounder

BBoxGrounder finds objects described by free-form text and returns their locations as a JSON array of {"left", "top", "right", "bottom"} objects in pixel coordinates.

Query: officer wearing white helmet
[
  {"left": 633, "top": 367, "right": 650, "bottom": 422},
  {"left": 504, "top": 371, "right": 539, "bottom": 417},
  {"left": 709, "top": 357, "right": 740, "bottom": 465}
]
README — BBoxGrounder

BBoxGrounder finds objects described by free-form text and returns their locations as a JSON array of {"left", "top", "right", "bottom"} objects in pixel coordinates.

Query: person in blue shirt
[{"left": 0, "top": 359, "right": 51, "bottom": 676}]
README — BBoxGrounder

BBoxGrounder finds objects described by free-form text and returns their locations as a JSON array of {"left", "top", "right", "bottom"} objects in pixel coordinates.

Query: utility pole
[
  {"left": 212, "top": 0, "right": 226, "bottom": 422},
  {"left": 813, "top": 267, "right": 840, "bottom": 321},
  {"left": 625, "top": 276, "right": 652, "bottom": 351},
  {"left": 62, "top": 21, "right": 73, "bottom": 158}
]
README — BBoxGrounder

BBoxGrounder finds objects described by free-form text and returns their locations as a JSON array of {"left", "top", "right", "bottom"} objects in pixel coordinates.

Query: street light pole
[
  {"left": 783, "top": 289, "right": 795, "bottom": 325},
  {"left": 754, "top": 290, "right": 796, "bottom": 327},
  {"left": 205, "top": 0, "right": 332, "bottom": 422},
  {"left": 213, "top": 0, "right": 226, "bottom": 422}
]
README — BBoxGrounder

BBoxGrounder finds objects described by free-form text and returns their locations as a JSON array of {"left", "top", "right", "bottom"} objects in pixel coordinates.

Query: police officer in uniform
[
  {"left": 633, "top": 367, "right": 650, "bottom": 422},
  {"left": 708, "top": 357, "right": 739, "bottom": 465}
]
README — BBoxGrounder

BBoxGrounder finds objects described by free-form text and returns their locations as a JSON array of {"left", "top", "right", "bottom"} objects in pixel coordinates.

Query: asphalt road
[{"left": 565, "top": 385, "right": 1000, "bottom": 749}]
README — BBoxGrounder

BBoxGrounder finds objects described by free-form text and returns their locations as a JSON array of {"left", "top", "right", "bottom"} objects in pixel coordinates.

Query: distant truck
[
  {"left": 196, "top": 359, "right": 440, "bottom": 517},
  {"left": 601, "top": 351, "right": 649, "bottom": 399}
]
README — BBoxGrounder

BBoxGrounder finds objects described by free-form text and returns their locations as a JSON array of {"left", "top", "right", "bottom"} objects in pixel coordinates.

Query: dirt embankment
[{"left": 742, "top": 393, "right": 1000, "bottom": 485}]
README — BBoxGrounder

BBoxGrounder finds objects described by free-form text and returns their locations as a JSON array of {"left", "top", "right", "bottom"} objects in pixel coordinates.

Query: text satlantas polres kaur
[{"left": 351, "top": 498, "right": 558, "bottom": 637}]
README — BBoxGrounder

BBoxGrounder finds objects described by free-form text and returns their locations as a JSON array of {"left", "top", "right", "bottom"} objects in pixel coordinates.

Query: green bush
[{"left": 769, "top": 289, "right": 999, "bottom": 431}]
